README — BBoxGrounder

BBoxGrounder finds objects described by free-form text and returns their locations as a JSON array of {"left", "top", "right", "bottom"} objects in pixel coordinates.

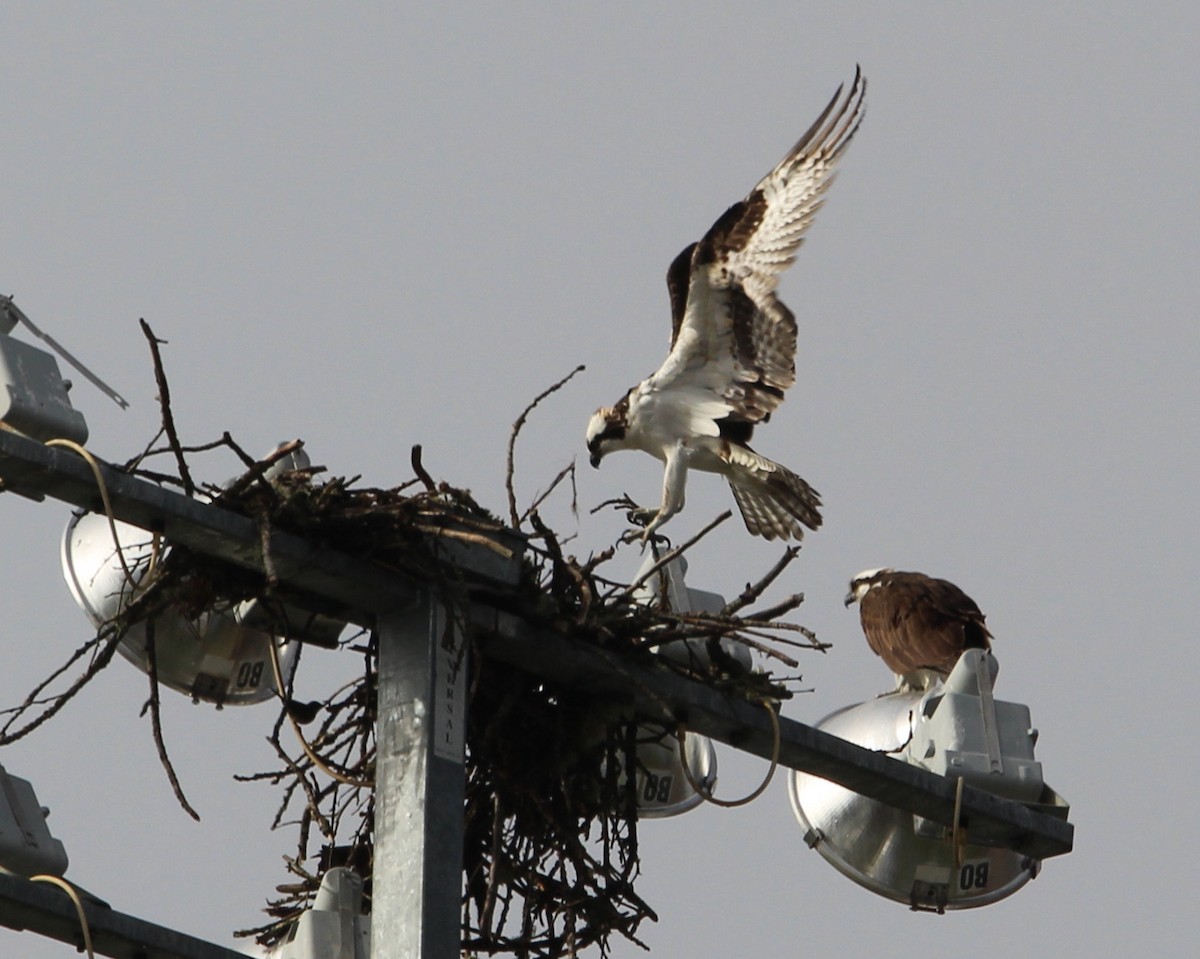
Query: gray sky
[{"left": 2, "top": 3, "right": 1197, "bottom": 956}]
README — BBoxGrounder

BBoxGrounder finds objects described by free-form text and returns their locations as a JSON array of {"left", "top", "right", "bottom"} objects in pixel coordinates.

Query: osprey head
[
  {"left": 844, "top": 567, "right": 894, "bottom": 607},
  {"left": 585, "top": 400, "right": 630, "bottom": 468}
]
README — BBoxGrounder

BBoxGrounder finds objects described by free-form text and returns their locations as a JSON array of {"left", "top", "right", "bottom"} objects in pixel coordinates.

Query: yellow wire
[
  {"left": 952, "top": 774, "right": 966, "bottom": 870},
  {"left": 266, "top": 633, "right": 373, "bottom": 789},
  {"left": 30, "top": 874, "right": 94, "bottom": 959},
  {"left": 674, "top": 699, "right": 781, "bottom": 808},
  {"left": 45, "top": 438, "right": 160, "bottom": 592}
]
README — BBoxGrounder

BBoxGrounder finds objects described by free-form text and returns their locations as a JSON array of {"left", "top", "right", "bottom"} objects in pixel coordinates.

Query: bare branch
[
  {"left": 723, "top": 546, "right": 800, "bottom": 615},
  {"left": 139, "top": 319, "right": 195, "bottom": 497},
  {"left": 506, "top": 364, "right": 585, "bottom": 527},
  {"left": 144, "top": 621, "right": 201, "bottom": 820},
  {"left": 410, "top": 444, "right": 436, "bottom": 491}
]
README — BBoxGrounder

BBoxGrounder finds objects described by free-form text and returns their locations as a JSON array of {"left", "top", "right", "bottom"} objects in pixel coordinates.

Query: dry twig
[
  {"left": 143, "top": 621, "right": 201, "bottom": 820},
  {"left": 505, "top": 364, "right": 585, "bottom": 527}
]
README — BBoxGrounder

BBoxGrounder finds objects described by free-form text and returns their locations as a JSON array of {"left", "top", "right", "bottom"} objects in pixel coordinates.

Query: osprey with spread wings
[{"left": 586, "top": 69, "right": 866, "bottom": 541}]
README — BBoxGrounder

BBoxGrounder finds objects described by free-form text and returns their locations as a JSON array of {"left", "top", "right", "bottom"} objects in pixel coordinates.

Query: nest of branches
[{"left": 0, "top": 334, "right": 827, "bottom": 957}]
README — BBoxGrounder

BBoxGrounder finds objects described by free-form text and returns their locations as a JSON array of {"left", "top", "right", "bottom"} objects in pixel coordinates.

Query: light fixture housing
[
  {"left": 0, "top": 764, "right": 68, "bottom": 877},
  {"left": 625, "top": 551, "right": 732, "bottom": 817},
  {"left": 0, "top": 331, "right": 88, "bottom": 444},
  {"left": 61, "top": 509, "right": 301, "bottom": 706},
  {"left": 632, "top": 726, "right": 718, "bottom": 818},
  {"left": 788, "top": 650, "right": 1068, "bottom": 912}
]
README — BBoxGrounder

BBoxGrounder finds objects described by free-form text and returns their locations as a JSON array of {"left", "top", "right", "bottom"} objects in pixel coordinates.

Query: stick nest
[{"left": 0, "top": 339, "right": 826, "bottom": 958}]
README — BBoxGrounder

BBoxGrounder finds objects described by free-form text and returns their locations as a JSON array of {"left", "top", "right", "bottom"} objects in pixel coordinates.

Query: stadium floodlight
[
  {"left": 788, "top": 649, "right": 1069, "bottom": 912},
  {"left": 622, "top": 552, "right": 733, "bottom": 817},
  {"left": 60, "top": 443, "right": 346, "bottom": 706},
  {"left": 631, "top": 726, "right": 717, "bottom": 818},
  {"left": 61, "top": 509, "right": 303, "bottom": 705}
]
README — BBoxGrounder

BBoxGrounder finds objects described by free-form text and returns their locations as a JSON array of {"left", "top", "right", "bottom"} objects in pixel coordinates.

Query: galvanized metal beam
[
  {"left": 0, "top": 426, "right": 1073, "bottom": 874},
  {"left": 0, "top": 872, "right": 246, "bottom": 959},
  {"left": 479, "top": 624, "right": 1072, "bottom": 859},
  {"left": 0, "top": 428, "right": 409, "bottom": 625}
]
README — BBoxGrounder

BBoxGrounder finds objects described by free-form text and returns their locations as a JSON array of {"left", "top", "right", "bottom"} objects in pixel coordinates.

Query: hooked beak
[
  {"left": 843, "top": 591, "right": 856, "bottom": 607},
  {"left": 589, "top": 451, "right": 602, "bottom": 469}
]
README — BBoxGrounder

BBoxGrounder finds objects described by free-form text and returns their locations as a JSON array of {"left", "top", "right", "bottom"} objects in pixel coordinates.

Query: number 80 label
[
  {"left": 640, "top": 772, "right": 674, "bottom": 805},
  {"left": 959, "top": 859, "right": 990, "bottom": 891},
  {"left": 236, "top": 660, "right": 265, "bottom": 689}
]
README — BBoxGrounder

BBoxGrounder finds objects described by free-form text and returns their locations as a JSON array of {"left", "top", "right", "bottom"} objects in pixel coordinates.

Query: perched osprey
[
  {"left": 845, "top": 568, "right": 994, "bottom": 691},
  {"left": 586, "top": 69, "right": 866, "bottom": 541}
]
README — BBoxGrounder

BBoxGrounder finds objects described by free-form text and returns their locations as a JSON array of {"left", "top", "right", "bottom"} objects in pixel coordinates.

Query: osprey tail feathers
[{"left": 725, "top": 449, "right": 822, "bottom": 541}]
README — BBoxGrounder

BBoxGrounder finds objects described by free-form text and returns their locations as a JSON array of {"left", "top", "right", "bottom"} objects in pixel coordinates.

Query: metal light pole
[{"left": 373, "top": 596, "right": 466, "bottom": 959}]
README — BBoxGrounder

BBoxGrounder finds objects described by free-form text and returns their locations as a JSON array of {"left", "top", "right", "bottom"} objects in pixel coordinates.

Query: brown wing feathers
[{"left": 859, "top": 572, "right": 992, "bottom": 676}]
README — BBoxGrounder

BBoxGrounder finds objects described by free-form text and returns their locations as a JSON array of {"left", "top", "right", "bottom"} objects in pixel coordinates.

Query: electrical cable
[
  {"left": 266, "top": 633, "right": 372, "bottom": 789},
  {"left": 29, "top": 874, "right": 95, "bottom": 959},
  {"left": 44, "top": 438, "right": 161, "bottom": 591},
  {"left": 952, "top": 774, "right": 966, "bottom": 870},
  {"left": 675, "top": 698, "right": 781, "bottom": 808}
]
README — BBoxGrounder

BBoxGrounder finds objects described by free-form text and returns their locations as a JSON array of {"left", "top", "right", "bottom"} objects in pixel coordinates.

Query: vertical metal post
[{"left": 373, "top": 592, "right": 467, "bottom": 959}]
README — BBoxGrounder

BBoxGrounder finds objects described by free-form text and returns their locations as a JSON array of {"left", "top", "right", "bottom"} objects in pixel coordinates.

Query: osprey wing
[{"left": 655, "top": 68, "right": 866, "bottom": 427}]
